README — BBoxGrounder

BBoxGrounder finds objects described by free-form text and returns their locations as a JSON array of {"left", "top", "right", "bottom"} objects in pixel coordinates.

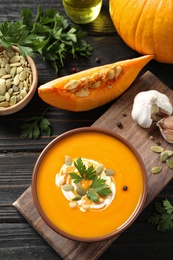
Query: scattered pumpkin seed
[
  {"left": 96, "top": 164, "right": 104, "bottom": 175},
  {"left": 62, "top": 184, "right": 74, "bottom": 191},
  {"left": 150, "top": 145, "right": 164, "bottom": 153},
  {"left": 105, "top": 169, "right": 115, "bottom": 176},
  {"left": 72, "top": 195, "right": 82, "bottom": 201},
  {"left": 151, "top": 166, "right": 162, "bottom": 174},
  {"left": 160, "top": 151, "right": 169, "bottom": 162},
  {"left": 164, "top": 150, "right": 173, "bottom": 157},
  {"left": 82, "top": 204, "right": 91, "bottom": 210},
  {"left": 166, "top": 159, "right": 173, "bottom": 170},
  {"left": 69, "top": 201, "right": 78, "bottom": 208},
  {"left": 58, "top": 175, "right": 66, "bottom": 185},
  {"left": 76, "top": 186, "right": 87, "bottom": 196},
  {"left": 64, "top": 155, "right": 72, "bottom": 166}
]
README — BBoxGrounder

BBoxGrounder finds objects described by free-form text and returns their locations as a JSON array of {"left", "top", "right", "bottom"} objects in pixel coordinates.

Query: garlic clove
[
  {"left": 157, "top": 116, "right": 173, "bottom": 143},
  {"left": 131, "top": 90, "right": 172, "bottom": 128}
]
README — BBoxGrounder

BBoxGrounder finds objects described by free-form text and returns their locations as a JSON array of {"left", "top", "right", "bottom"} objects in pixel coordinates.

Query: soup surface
[{"left": 36, "top": 131, "right": 145, "bottom": 239}]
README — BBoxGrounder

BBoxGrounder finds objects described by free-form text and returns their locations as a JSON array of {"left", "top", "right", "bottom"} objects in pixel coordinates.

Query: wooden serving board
[{"left": 13, "top": 71, "right": 173, "bottom": 260}]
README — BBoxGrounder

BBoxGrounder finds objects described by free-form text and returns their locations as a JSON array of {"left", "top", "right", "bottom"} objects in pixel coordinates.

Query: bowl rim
[
  {"left": 0, "top": 46, "right": 38, "bottom": 115},
  {"left": 32, "top": 126, "right": 148, "bottom": 242}
]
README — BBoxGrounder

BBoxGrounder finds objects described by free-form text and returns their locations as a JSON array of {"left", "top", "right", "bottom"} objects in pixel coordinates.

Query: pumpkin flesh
[{"left": 38, "top": 55, "right": 153, "bottom": 112}]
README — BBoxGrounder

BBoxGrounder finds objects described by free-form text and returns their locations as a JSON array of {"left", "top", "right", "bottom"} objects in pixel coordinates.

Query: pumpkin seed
[
  {"left": 2, "top": 74, "right": 12, "bottom": 79},
  {"left": 58, "top": 175, "right": 66, "bottom": 185},
  {"left": 151, "top": 145, "right": 164, "bottom": 153},
  {"left": 0, "top": 95, "right": 5, "bottom": 101},
  {"left": 72, "top": 195, "right": 82, "bottom": 201},
  {"left": 64, "top": 155, "right": 72, "bottom": 166},
  {"left": 114, "top": 65, "right": 122, "bottom": 77},
  {"left": 76, "top": 186, "right": 87, "bottom": 196},
  {"left": 1, "top": 59, "right": 8, "bottom": 68},
  {"left": 75, "top": 89, "right": 90, "bottom": 97},
  {"left": 19, "top": 70, "right": 27, "bottom": 81},
  {"left": 8, "top": 88, "right": 13, "bottom": 95},
  {"left": 0, "top": 101, "right": 9, "bottom": 107},
  {"left": 151, "top": 166, "right": 162, "bottom": 174},
  {"left": 10, "top": 67, "right": 16, "bottom": 77},
  {"left": 90, "top": 81, "right": 101, "bottom": 88},
  {"left": 69, "top": 201, "right": 78, "bottom": 208},
  {"left": 160, "top": 151, "right": 169, "bottom": 162},
  {"left": 0, "top": 81, "right": 6, "bottom": 95},
  {"left": 105, "top": 169, "right": 115, "bottom": 176},
  {"left": 10, "top": 96, "right": 16, "bottom": 106},
  {"left": 13, "top": 74, "right": 20, "bottom": 85},
  {"left": 64, "top": 80, "right": 79, "bottom": 90},
  {"left": 96, "top": 164, "right": 104, "bottom": 175},
  {"left": 5, "top": 63, "right": 11, "bottom": 74},
  {"left": 107, "top": 68, "right": 116, "bottom": 79},
  {"left": 0, "top": 68, "right": 7, "bottom": 76},
  {"left": 10, "top": 55, "right": 20, "bottom": 63},
  {"left": 13, "top": 85, "right": 19, "bottom": 92},
  {"left": 10, "top": 62, "right": 21, "bottom": 67},
  {"left": 164, "top": 150, "right": 173, "bottom": 157},
  {"left": 166, "top": 159, "right": 173, "bottom": 170},
  {"left": 62, "top": 184, "right": 74, "bottom": 191},
  {"left": 20, "top": 56, "right": 26, "bottom": 65},
  {"left": 5, "top": 92, "right": 10, "bottom": 101},
  {"left": 82, "top": 204, "right": 91, "bottom": 210},
  {"left": 20, "top": 89, "right": 27, "bottom": 98}
]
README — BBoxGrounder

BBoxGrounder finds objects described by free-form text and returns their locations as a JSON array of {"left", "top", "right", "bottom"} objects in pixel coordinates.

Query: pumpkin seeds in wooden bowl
[{"left": 0, "top": 46, "right": 38, "bottom": 115}]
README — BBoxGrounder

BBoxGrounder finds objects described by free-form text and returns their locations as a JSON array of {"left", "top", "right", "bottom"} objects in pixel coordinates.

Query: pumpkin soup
[{"left": 34, "top": 128, "right": 146, "bottom": 241}]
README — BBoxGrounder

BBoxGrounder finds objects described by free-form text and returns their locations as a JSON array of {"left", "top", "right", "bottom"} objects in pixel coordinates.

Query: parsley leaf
[
  {"left": 69, "top": 157, "right": 112, "bottom": 202},
  {"left": 70, "top": 157, "right": 96, "bottom": 182},
  {"left": 148, "top": 199, "right": 173, "bottom": 232},
  {"left": 20, "top": 107, "right": 51, "bottom": 139},
  {"left": 87, "top": 177, "right": 112, "bottom": 202}
]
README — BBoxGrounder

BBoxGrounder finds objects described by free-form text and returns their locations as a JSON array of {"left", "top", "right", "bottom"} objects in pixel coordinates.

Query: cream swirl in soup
[{"left": 55, "top": 156, "right": 116, "bottom": 212}]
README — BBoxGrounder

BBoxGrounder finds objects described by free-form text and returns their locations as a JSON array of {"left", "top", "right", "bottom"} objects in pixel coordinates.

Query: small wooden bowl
[
  {"left": 0, "top": 46, "right": 38, "bottom": 115},
  {"left": 32, "top": 127, "right": 148, "bottom": 242}
]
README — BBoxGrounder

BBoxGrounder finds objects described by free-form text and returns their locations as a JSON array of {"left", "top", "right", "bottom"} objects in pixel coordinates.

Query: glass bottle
[{"left": 62, "top": 0, "right": 103, "bottom": 24}]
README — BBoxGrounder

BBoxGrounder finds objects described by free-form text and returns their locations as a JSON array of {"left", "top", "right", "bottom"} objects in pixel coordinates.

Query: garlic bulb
[
  {"left": 131, "top": 90, "right": 172, "bottom": 128},
  {"left": 157, "top": 116, "right": 173, "bottom": 143}
]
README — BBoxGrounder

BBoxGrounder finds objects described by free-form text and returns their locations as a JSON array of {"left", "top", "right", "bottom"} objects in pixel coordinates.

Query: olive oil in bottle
[{"left": 62, "top": 0, "right": 102, "bottom": 24}]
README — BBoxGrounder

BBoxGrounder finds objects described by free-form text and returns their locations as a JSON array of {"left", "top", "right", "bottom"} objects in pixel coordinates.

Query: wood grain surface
[
  {"left": 13, "top": 71, "right": 173, "bottom": 260},
  {"left": 1, "top": 1, "right": 173, "bottom": 259}
]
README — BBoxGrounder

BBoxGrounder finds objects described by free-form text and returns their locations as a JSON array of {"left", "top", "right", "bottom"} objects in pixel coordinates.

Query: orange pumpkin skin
[
  {"left": 109, "top": 0, "right": 173, "bottom": 64},
  {"left": 38, "top": 55, "right": 153, "bottom": 112}
]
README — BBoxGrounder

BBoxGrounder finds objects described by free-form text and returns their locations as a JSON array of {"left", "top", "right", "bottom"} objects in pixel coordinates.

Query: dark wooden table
[{"left": 1, "top": 0, "right": 173, "bottom": 259}]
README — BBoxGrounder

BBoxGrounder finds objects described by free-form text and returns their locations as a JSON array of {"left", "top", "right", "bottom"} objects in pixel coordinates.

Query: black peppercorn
[{"left": 123, "top": 185, "right": 128, "bottom": 191}]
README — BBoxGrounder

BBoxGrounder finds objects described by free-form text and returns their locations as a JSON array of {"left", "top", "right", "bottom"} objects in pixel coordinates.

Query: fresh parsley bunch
[
  {"left": 0, "top": 7, "right": 93, "bottom": 73},
  {"left": 148, "top": 199, "right": 173, "bottom": 232}
]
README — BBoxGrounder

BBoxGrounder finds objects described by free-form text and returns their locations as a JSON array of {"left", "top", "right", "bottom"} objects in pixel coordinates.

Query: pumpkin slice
[{"left": 38, "top": 55, "right": 153, "bottom": 112}]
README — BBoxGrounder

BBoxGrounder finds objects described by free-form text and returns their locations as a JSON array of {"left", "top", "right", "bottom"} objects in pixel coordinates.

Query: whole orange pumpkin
[{"left": 109, "top": 0, "right": 173, "bottom": 63}]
